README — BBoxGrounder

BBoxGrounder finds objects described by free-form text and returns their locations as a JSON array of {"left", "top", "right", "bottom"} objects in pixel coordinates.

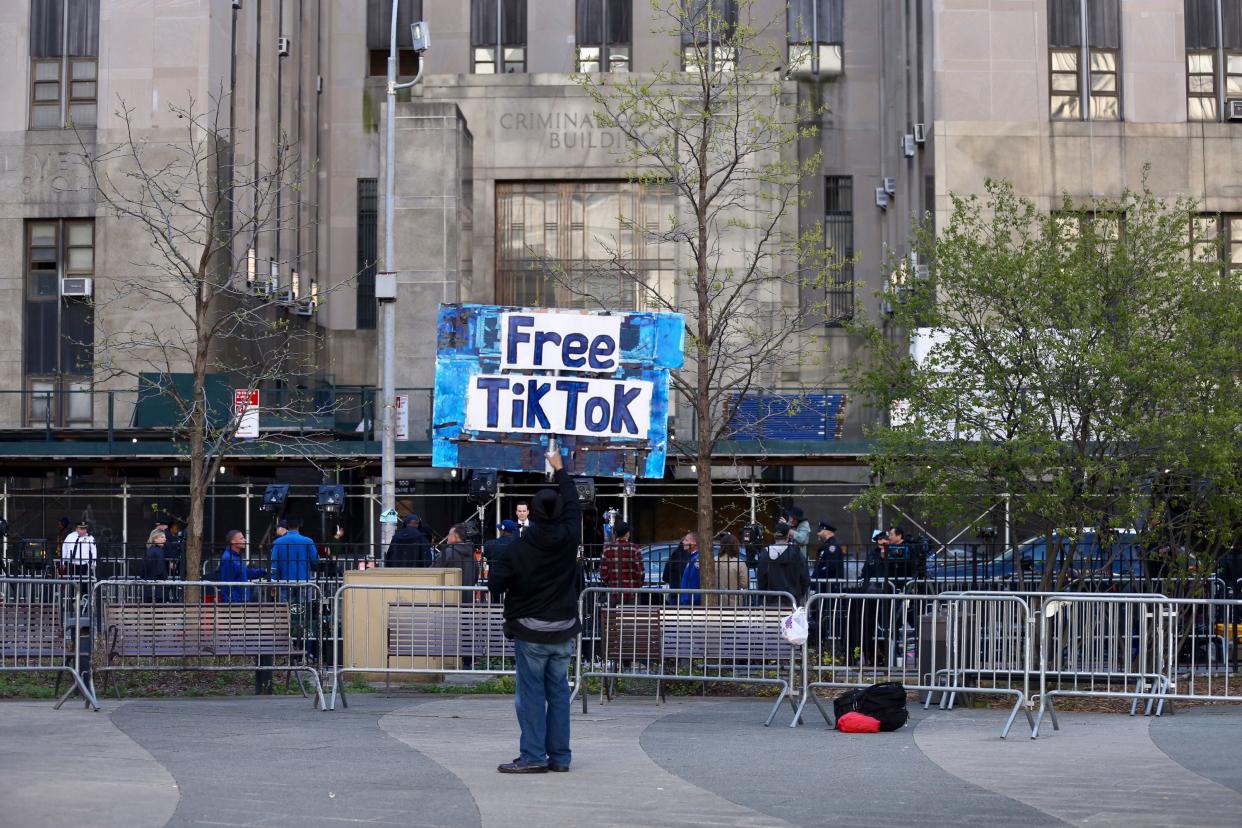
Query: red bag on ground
[{"left": 836, "top": 712, "right": 881, "bottom": 733}]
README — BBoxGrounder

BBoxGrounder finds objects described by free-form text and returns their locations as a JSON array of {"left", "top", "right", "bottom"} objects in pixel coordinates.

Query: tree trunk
[
  {"left": 696, "top": 440, "right": 716, "bottom": 593},
  {"left": 186, "top": 428, "right": 205, "bottom": 603}
]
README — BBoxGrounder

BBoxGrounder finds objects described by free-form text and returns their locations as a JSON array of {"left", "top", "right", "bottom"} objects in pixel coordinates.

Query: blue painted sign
[{"left": 432, "top": 304, "right": 685, "bottom": 477}]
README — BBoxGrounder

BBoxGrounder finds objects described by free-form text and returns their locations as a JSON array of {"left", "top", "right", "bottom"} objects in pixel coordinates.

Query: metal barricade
[
  {"left": 92, "top": 579, "right": 325, "bottom": 709},
  {"left": 797, "top": 592, "right": 1033, "bottom": 738},
  {"left": 0, "top": 577, "right": 98, "bottom": 710},
  {"left": 573, "top": 587, "right": 799, "bottom": 727},
  {"left": 1033, "top": 595, "right": 1242, "bottom": 739},
  {"left": 813, "top": 577, "right": 896, "bottom": 594},
  {"left": 1034, "top": 594, "right": 1175, "bottom": 737},
  {"left": 329, "top": 584, "right": 511, "bottom": 711},
  {"left": 1162, "top": 597, "right": 1242, "bottom": 701}
]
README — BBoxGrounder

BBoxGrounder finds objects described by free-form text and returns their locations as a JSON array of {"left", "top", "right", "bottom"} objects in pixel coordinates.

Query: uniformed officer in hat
[{"left": 812, "top": 522, "right": 844, "bottom": 582}]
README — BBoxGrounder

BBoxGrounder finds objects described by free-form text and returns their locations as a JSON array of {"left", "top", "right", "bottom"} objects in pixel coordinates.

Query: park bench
[
  {"left": 99, "top": 601, "right": 323, "bottom": 707},
  {"left": 599, "top": 604, "right": 663, "bottom": 666},
  {"left": 0, "top": 603, "right": 67, "bottom": 660},
  {"left": 384, "top": 601, "right": 511, "bottom": 689},
  {"left": 104, "top": 603, "right": 294, "bottom": 660},
  {"left": 659, "top": 606, "right": 793, "bottom": 671}
]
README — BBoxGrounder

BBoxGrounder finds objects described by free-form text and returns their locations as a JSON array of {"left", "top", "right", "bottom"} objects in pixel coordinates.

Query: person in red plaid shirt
[{"left": 600, "top": 522, "right": 644, "bottom": 600}]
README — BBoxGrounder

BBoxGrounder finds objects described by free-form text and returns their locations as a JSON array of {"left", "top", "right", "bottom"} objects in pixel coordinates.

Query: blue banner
[{"left": 432, "top": 304, "right": 684, "bottom": 477}]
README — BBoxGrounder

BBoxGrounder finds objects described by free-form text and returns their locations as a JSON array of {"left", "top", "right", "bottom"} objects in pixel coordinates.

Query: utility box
[
  {"left": 375, "top": 272, "right": 397, "bottom": 301},
  {"left": 340, "top": 566, "right": 461, "bottom": 682}
]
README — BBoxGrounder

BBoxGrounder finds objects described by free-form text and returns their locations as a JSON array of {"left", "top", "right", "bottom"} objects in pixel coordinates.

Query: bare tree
[
  {"left": 563, "top": 0, "right": 834, "bottom": 587},
  {"left": 75, "top": 94, "right": 339, "bottom": 588}
]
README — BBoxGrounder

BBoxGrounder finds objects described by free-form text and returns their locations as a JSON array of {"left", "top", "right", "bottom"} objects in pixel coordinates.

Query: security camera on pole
[{"left": 378, "top": 7, "right": 431, "bottom": 548}]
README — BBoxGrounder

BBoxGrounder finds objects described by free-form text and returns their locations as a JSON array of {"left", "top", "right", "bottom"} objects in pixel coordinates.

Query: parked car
[{"left": 927, "top": 530, "right": 1143, "bottom": 581}]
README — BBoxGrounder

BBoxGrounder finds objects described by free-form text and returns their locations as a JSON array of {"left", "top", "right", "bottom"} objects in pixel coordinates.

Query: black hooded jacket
[
  {"left": 757, "top": 543, "right": 811, "bottom": 602},
  {"left": 386, "top": 524, "right": 432, "bottom": 568},
  {"left": 488, "top": 468, "right": 582, "bottom": 643}
]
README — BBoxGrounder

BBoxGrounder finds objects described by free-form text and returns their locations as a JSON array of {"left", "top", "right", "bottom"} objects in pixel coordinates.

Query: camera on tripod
[{"left": 739, "top": 523, "right": 765, "bottom": 545}]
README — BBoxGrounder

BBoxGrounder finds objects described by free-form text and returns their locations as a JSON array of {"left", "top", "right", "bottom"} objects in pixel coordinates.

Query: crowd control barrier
[
  {"left": 92, "top": 579, "right": 325, "bottom": 709},
  {"left": 0, "top": 577, "right": 98, "bottom": 710},
  {"left": 573, "top": 587, "right": 799, "bottom": 727},
  {"left": 1032, "top": 595, "right": 1242, "bottom": 736},
  {"left": 1033, "top": 594, "right": 1174, "bottom": 736},
  {"left": 329, "top": 584, "right": 510, "bottom": 711},
  {"left": 797, "top": 591, "right": 1034, "bottom": 738}
]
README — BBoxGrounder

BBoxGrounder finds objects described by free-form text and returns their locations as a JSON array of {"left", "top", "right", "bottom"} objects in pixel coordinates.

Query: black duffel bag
[{"left": 834, "top": 682, "right": 909, "bottom": 732}]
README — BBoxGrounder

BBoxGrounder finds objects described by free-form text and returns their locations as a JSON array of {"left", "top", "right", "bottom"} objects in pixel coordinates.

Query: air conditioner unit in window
[
  {"left": 902, "top": 134, "right": 916, "bottom": 157},
  {"left": 913, "top": 122, "right": 927, "bottom": 143},
  {"left": 60, "top": 277, "right": 92, "bottom": 297},
  {"left": 273, "top": 289, "right": 295, "bottom": 306},
  {"left": 1228, "top": 100, "right": 1242, "bottom": 121},
  {"left": 884, "top": 177, "right": 897, "bottom": 195},
  {"left": 875, "top": 188, "right": 889, "bottom": 210},
  {"left": 250, "top": 281, "right": 272, "bottom": 298},
  {"left": 277, "top": 36, "right": 291, "bottom": 57},
  {"left": 292, "top": 298, "right": 315, "bottom": 317},
  {"left": 915, "top": 264, "right": 930, "bottom": 280}
]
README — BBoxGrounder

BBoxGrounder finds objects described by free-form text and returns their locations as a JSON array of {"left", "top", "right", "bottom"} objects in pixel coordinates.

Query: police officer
[{"left": 812, "top": 522, "right": 844, "bottom": 582}]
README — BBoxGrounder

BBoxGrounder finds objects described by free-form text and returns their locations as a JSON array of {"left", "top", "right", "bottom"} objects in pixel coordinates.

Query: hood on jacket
[
  {"left": 530, "top": 487, "right": 562, "bottom": 521},
  {"left": 767, "top": 543, "right": 795, "bottom": 561},
  {"left": 392, "top": 525, "right": 427, "bottom": 542}
]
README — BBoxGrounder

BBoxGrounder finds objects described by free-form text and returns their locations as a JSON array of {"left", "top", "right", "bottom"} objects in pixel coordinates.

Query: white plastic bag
[{"left": 780, "top": 606, "right": 808, "bottom": 646}]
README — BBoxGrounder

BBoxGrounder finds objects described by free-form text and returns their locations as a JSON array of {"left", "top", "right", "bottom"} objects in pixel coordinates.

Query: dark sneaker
[
  {"left": 548, "top": 762, "right": 570, "bottom": 773},
  {"left": 497, "top": 760, "right": 548, "bottom": 774}
]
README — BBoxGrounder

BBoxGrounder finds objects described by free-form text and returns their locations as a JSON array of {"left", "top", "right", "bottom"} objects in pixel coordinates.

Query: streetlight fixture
[{"left": 378, "top": 7, "right": 431, "bottom": 547}]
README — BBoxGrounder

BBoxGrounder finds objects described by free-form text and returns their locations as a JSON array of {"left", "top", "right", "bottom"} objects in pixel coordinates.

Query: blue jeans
[{"left": 513, "top": 637, "right": 574, "bottom": 767}]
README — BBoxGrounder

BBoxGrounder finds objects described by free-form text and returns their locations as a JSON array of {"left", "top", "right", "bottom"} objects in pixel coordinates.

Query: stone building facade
[{"left": 0, "top": 0, "right": 1238, "bottom": 545}]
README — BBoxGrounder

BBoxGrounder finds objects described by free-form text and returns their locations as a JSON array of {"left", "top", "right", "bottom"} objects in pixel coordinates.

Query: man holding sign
[{"left": 487, "top": 442, "right": 581, "bottom": 774}]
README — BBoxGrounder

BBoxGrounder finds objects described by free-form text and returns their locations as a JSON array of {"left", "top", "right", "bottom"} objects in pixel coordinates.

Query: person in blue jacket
[
  {"left": 679, "top": 547, "right": 702, "bottom": 605},
  {"left": 270, "top": 516, "right": 318, "bottom": 584},
  {"left": 216, "top": 530, "right": 267, "bottom": 603}
]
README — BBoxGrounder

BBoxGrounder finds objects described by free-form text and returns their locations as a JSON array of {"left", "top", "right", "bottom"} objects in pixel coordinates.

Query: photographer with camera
[
  {"left": 782, "top": 506, "right": 811, "bottom": 556},
  {"left": 862, "top": 528, "right": 890, "bottom": 584}
]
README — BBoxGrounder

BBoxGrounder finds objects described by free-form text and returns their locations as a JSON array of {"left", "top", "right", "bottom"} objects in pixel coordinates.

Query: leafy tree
[{"left": 853, "top": 180, "right": 1242, "bottom": 590}]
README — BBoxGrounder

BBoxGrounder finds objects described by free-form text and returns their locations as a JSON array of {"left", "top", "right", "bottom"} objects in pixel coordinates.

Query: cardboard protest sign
[{"left": 432, "top": 304, "right": 684, "bottom": 477}]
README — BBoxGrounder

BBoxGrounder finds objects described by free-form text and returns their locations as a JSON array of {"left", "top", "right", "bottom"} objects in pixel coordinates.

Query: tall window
[
  {"left": 576, "top": 0, "right": 632, "bottom": 73},
  {"left": 1185, "top": 0, "right": 1242, "bottom": 121},
  {"left": 1048, "top": 0, "right": 1120, "bottom": 121},
  {"left": 472, "top": 0, "right": 527, "bottom": 74},
  {"left": 495, "top": 181, "right": 677, "bottom": 310},
  {"left": 823, "top": 176, "right": 854, "bottom": 323},
  {"left": 681, "top": 0, "right": 738, "bottom": 72},
  {"left": 365, "top": 0, "right": 423, "bottom": 76},
  {"left": 356, "top": 179, "right": 378, "bottom": 330},
  {"left": 24, "top": 220, "right": 95, "bottom": 426},
  {"left": 1191, "top": 214, "right": 1242, "bottom": 280},
  {"left": 29, "top": 0, "right": 99, "bottom": 129},
  {"left": 787, "top": 0, "right": 843, "bottom": 77}
]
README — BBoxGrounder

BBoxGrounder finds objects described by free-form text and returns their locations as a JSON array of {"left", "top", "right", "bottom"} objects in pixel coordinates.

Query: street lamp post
[{"left": 379, "top": 6, "right": 429, "bottom": 548}]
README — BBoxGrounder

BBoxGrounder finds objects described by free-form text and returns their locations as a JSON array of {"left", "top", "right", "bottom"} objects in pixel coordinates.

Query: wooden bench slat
[{"left": 105, "top": 603, "right": 296, "bottom": 660}]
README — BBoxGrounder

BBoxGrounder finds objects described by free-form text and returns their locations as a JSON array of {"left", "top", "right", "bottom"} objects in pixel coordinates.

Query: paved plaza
[{"left": 3, "top": 694, "right": 1242, "bottom": 827}]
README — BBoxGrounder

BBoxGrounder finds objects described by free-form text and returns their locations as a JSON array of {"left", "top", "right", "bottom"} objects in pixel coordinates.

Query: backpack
[
  {"left": 856, "top": 682, "right": 909, "bottom": 732},
  {"left": 834, "top": 683, "right": 908, "bottom": 732},
  {"left": 833, "top": 688, "right": 866, "bottom": 721}
]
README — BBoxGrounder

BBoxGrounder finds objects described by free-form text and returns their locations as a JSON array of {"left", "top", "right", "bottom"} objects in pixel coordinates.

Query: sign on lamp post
[{"left": 234, "top": 389, "right": 259, "bottom": 440}]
